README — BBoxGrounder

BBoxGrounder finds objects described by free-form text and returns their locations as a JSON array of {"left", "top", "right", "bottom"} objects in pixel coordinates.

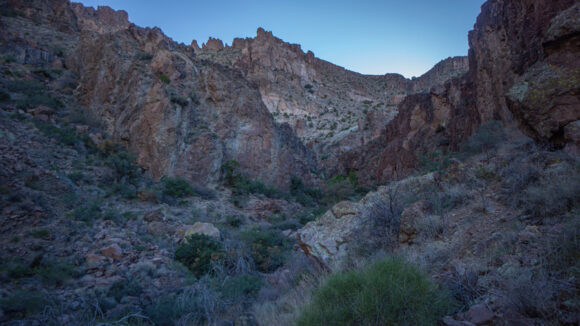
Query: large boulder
[{"left": 297, "top": 174, "right": 436, "bottom": 269}]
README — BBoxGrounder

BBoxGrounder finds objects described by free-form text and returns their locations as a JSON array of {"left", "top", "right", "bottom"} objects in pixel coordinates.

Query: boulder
[
  {"left": 184, "top": 222, "right": 220, "bottom": 240},
  {"left": 464, "top": 304, "right": 495, "bottom": 325},
  {"left": 101, "top": 244, "right": 123, "bottom": 260}
]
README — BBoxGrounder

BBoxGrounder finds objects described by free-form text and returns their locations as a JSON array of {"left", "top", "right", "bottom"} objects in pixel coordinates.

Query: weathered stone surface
[
  {"left": 101, "top": 244, "right": 123, "bottom": 260},
  {"left": 464, "top": 303, "right": 495, "bottom": 325},
  {"left": 297, "top": 200, "right": 363, "bottom": 269},
  {"left": 297, "top": 174, "right": 436, "bottom": 269},
  {"left": 184, "top": 222, "right": 220, "bottom": 240},
  {"left": 399, "top": 200, "right": 429, "bottom": 244}
]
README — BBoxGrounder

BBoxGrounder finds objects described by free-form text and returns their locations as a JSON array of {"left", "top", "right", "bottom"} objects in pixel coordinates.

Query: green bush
[
  {"left": 291, "top": 176, "right": 322, "bottom": 206},
  {"left": 174, "top": 234, "right": 225, "bottom": 277},
  {"left": 108, "top": 279, "right": 142, "bottom": 302},
  {"left": 105, "top": 151, "right": 140, "bottom": 184},
  {"left": 71, "top": 200, "right": 101, "bottom": 222},
  {"left": 33, "top": 120, "right": 78, "bottom": 146},
  {"left": 29, "top": 228, "right": 50, "bottom": 239},
  {"left": 161, "top": 176, "right": 194, "bottom": 198},
  {"left": 418, "top": 150, "right": 452, "bottom": 173},
  {"left": 36, "top": 259, "right": 76, "bottom": 286},
  {"left": 106, "top": 182, "right": 137, "bottom": 199},
  {"left": 226, "top": 215, "right": 242, "bottom": 227},
  {"left": 298, "top": 258, "right": 454, "bottom": 326},
  {"left": 242, "top": 228, "right": 291, "bottom": 273},
  {"left": 159, "top": 73, "right": 170, "bottom": 84},
  {"left": 0, "top": 291, "right": 49, "bottom": 319},
  {"left": 221, "top": 274, "right": 262, "bottom": 301}
]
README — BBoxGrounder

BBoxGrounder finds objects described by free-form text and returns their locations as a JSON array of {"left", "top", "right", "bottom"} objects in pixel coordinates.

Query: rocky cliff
[
  {"left": 1, "top": 0, "right": 319, "bottom": 189},
  {"left": 338, "top": 0, "right": 579, "bottom": 184},
  {"left": 195, "top": 28, "right": 468, "bottom": 170}
]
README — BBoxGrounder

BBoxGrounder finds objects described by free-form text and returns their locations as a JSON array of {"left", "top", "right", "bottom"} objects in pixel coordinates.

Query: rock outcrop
[
  {"left": 202, "top": 37, "right": 224, "bottom": 51},
  {"left": 338, "top": 0, "right": 579, "bottom": 185},
  {"left": 297, "top": 174, "right": 436, "bottom": 270}
]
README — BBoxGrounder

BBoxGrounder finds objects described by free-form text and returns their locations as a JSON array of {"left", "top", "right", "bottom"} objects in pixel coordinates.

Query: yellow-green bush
[{"left": 297, "top": 258, "right": 454, "bottom": 326}]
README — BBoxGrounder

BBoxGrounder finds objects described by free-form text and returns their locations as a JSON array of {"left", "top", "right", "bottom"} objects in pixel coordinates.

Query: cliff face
[
  {"left": 339, "top": 0, "right": 579, "bottom": 184},
  {"left": 195, "top": 28, "right": 468, "bottom": 170},
  {"left": 2, "top": 0, "right": 318, "bottom": 189}
]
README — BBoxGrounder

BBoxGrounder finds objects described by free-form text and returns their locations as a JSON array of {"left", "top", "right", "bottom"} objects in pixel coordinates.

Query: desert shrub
[
  {"left": 462, "top": 120, "right": 504, "bottom": 154},
  {"left": 107, "top": 279, "right": 142, "bottom": 303},
  {"left": 222, "top": 160, "right": 285, "bottom": 204},
  {"left": 191, "top": 183, "right": 217, "bottom": 199},
  {"left": 418, "top": 150, "right": 452, "bottom": 173},
  {"left": 0, "top": 291, "right": 49, "bottom": 319},
  {"left": 242, "top": 228, "right": 291, "bottom": 273},
  {"left": 105, "top": 151, "right": 140, "bottom": 184},
  {"left": 504, "top": 269, "right": 558, "bottom": 320},
  {"left": 441, "top": 184, "right": 471, "bottom": 209},
  {"left": 36, "top": 259, "right": 76, "bottom": 286},
  {"left": 547, "top": 216, "right": 580, "bottom": 278},
  {"left": 520, "top": 165, "right": 580, "bottom": 217},
  {"left": 158, "top": 73, "right": 170, "bottom": 84},
  {"left": 323, "top": 180, "right": 355, "bottom": 205},
  {"left": 5, "top": 79, "right": 43, "bottom": 93},
  {"left": 161, "top": 176, "right": 194, "bottom": 198},
  {"left": 146, "top": 278, "right": 222, "bottom": 326},
  {"left": 33, "top": 120, "right": 78, "bottom": 146},
  {"left": 106, "top": 182, "right": 137, "bottom": 199},
  {"left": 0, "top": 90, "right": 10, "bottom": 102},
  {"left": 297, "top": 258, "right": 454, "bottom": 326},
  {"left": 174, "top": 234, "right": 225, "bottom": 277},
  {"left": 29, "top": 228, "right": 50, "bottom": 239},
  {"left": 249, "top": 180, "right": 284, "bottom": 198},
  {"left": 16, "top": 93, "right": 63, "bottom": 109},
  {"left": 135, "top": 52, "right": 154, "bottom": 61},
  {"left": 440, "top": 269, "right": 481, "bottom": 312},
  {"left": 71, "top": 200, "right": 101, "bottom": 222},
  {"left": 226, "top": 215, "right": 242, "bottom": 227},
  {"left": 221, "top": 274, "right": 263, "bottom": 301},
  {"left": 67, "top": 170, "right": 85, "bottom": 183},
  {"left": 291, "top": 176, "right": 322, "bottom": 206},
  {"left": 68, "top": 107, "right": 103, "bottom": 129},
  {"left": 501, "top": 157, "right": 580, "bottom": 217},
  {"left": 357, "top": 189, "right": 403, "bottom": 253}
]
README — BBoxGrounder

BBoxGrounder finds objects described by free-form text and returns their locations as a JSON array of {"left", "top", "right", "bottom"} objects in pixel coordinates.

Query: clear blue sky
[{"left": 76, "top": 0, "right": 485, "bottom": 78}]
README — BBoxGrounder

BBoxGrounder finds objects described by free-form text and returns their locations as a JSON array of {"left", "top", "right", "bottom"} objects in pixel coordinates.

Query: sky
[{"left": 76, "top": 0, "right": 486, "bottom": 78}]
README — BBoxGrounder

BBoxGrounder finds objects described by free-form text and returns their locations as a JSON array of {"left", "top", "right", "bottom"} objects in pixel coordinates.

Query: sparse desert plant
[
  {"left": 241, "top": 228, "right": 291, "bottom": 273},
  {"left": 71, "top": 200, "right": 102, "bottom": 222},
  {"left": 0, "top": 291, "right": 50, "bottom": 320},
  {"left": 297, "top": 257, "right": 454, "bottom": 326},
  {"left": 462, "top": 120, "right": 504, "bottom": 154},
  {"left": 174, "top": 234, "right": 225, "bottom": 277},
  {"left": 221, "top": 274, "right": 263, "bottom": 302},
  {"left": 105, "top": 151, "right": 140, "bottom": 184},
  {"left": 161, "top": 176, "right": 194, "bottom": 198}
]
